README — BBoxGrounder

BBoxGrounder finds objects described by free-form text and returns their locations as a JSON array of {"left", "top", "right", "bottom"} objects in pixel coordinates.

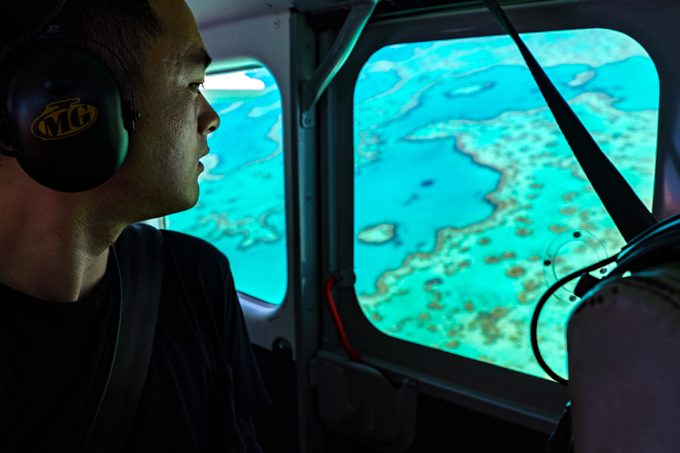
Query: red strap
[{"left": 324, "top": 276, "right": 363, "bottom": 362}]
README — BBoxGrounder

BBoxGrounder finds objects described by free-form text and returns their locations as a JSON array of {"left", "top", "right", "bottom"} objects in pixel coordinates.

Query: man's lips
[{"left": 198, "top": 149, "right": 209, "bottom": 172}]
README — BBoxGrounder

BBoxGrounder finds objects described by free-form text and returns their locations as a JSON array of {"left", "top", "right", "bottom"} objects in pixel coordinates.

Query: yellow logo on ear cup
[{"left": 31, "top": 98, "right": 98, "bottom": 141}]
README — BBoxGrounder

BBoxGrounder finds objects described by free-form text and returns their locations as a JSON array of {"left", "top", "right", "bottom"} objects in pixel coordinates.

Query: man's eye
[{"left": 189, "top": 82, "right": 204, "bottom": 92}]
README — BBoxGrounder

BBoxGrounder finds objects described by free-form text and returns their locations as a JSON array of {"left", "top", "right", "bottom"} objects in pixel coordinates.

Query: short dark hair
[{"left": 0, "top": 0, "right": 162, "bottom": 92}]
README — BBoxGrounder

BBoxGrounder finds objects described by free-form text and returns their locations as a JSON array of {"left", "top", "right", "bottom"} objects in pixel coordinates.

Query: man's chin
[
  {"left": 136, "top": 188, "right": 200, "bottom": 222},
  {"left": 167, "top": 191, "right": 200, "bottom": 215}
]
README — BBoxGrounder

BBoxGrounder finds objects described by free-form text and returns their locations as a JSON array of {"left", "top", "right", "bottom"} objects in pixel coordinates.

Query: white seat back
[{"left": 567, "top": 270, "right": 680, "bottom": 452}]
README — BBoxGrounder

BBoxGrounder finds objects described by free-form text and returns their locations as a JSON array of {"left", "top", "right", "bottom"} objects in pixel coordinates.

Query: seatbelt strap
[
  {"left": 482, "top": 0, "right": 657, "bottom": 242},
  {"left": 480, "top": 2, "right": 664, "bottom": 450},
  {"left": 79, "top": 223, "right": 164, "bottom": 453}
]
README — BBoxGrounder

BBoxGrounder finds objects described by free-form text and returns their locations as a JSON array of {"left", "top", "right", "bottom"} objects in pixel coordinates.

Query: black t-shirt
[{"left": 0, "top": 229, "right": 270, "bottom": 452}]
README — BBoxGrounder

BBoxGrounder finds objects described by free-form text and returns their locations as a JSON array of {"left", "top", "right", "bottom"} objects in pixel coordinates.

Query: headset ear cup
[
  {"left": 6, "top": 45, "right": 129, "bottom": 191},
  {"left": 0, "top": 112, "right": 16, "bottom": 153},
  {"left": 122, "top": 100, "right": 141, "bottom": 131}
]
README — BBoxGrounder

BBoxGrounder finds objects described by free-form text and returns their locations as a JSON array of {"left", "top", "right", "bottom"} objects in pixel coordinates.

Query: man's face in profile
[{"left": 111, "top": 0, "right": 219, "bottom": 220}]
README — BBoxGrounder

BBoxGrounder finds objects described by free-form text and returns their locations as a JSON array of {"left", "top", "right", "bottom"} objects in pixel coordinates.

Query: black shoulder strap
[
  {"left": 80, "top": 223, "right": 164, "bottom": 453},
  {"left": 481, "top": 0, "right": 656, "bottom": 242}
]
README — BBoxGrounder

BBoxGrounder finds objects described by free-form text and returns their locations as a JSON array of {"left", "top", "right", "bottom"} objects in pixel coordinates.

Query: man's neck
[{"left": 0, "top": 188, "right": 124, "bottom": 303}]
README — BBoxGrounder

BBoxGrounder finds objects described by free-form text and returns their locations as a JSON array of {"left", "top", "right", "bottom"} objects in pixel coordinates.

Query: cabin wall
[{"left": 183, "top": 1, "right": 680, "bottom": 451}]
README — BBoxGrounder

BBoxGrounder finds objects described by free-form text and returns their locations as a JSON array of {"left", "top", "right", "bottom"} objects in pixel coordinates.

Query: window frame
[
  {"left": 162, "top": 64, "right": 289, "bottom": 307},
  {"left": 321, "top": 0, "right": 673, "bottom": 431},
  {"left": 204, "top": 65, "right": 289, "bottom": 307},
  {"left": 165, "top": 10, "right": 304, "bottom": 355}
]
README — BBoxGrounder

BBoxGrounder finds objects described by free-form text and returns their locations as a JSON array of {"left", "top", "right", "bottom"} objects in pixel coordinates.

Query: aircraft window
[
  {"left": 353, "top": 28, "right": 658, "bottom": 379},
  {"left": 166, "top": 66, "right": 287, "bottom": 305}
]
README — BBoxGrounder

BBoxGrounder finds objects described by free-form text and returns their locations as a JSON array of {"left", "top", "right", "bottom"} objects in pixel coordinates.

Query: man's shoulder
[
  {"left": 119, "top": 224, "right": 235, "bottom": 292},
  {"left": 159, "top": 228, "right": 229, "bottom": 268},
  {"left": 117, "top": 223, "right": 229, "bottom": 271},
  {"left": 159, "top": 228, "right": 220, "bottom": 253}
]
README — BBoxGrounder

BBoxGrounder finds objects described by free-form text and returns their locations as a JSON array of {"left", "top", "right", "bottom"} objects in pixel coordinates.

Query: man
[{"left": 0, "top": 0, "right": 269, "bottom": 451}]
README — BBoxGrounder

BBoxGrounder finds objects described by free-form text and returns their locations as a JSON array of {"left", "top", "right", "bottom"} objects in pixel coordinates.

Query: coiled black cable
[{"left": 530, "top": 253, "right": 618, "bottom": 386}]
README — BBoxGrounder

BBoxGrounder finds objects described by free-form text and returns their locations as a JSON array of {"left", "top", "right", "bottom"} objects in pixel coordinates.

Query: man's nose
[{"left": 200, "top": 95, "right": 220, "bottom": 135}]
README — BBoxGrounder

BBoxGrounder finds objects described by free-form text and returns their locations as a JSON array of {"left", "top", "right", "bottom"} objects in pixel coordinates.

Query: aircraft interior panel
[{"left": 168, "top": 0, "right": 680, "bottom": 451}]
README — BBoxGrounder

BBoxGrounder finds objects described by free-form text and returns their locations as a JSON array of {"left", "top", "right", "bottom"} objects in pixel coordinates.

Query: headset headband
[{"left": 0, "top": 0, "right": 67, "bottom": 63}]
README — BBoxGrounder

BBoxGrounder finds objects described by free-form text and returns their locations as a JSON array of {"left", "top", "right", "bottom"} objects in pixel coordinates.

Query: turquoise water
[
  {"left": 354, "top": 53, "right": 658, "bottom": 295},
  {"left": 353, "top": 29, "right": 658, "bottom": 379},
  {"left": 165, "top": 28, "right": 659, "bottom": 380}
]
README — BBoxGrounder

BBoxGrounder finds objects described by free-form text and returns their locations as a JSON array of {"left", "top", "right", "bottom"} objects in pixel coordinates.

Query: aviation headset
[
  {"left": 0, "top": 0, "right": 141, "bottom": 192},
  {"left": 0, "top": 3, "right": 148, "bottom": 448}
]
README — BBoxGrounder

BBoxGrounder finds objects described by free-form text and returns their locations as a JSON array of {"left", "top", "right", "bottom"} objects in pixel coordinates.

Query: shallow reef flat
[{"left": 358, "top": 91, "right": 656, "bottom": 379}]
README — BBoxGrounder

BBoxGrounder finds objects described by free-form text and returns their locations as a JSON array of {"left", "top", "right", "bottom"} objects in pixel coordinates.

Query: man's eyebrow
[{"left": 184, "top": 48, "right": 213, "bottom": 72}]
